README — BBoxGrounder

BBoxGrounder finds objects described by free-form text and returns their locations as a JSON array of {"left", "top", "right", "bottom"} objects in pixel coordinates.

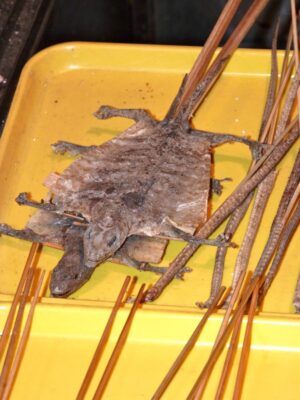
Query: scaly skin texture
[{"left": 144, "top": 127, "right": 299, "bottom": 302}]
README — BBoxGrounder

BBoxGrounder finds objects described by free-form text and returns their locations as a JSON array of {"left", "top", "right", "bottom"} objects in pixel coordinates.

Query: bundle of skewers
[{"left": 1, "top": 0, "right": 300, "bottom": 398}]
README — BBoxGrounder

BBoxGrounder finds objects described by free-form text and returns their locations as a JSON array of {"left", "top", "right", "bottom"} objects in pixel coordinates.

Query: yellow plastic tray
[{"left": 0, "top": 43, "right": 299, "bottom": 399}]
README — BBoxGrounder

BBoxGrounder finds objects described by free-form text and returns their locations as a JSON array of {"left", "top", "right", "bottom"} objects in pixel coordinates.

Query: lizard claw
[
  {"left": 52, "top": 141, "right": 81, "bottom": 155},
  {"left": 211, "top": 178, "right": 232, "bottom": 196},
  {"left": 195, "top": 299, "right": 213, "bottom": 309},
  {"left": 250, "top": 142, "right": 270, "bottom": 160},
  {"left": 136, "top": 263, "right": 192, "bottom": 280},
  {"left": 93, "top": 105, "right": 113, "bottom": 120},
  {"left": 51, "top": 141, "right": 69, "bottom": 154},
  {"left": 0, "top": 223, "right": 11, "bottom": 234},
  {"left": 175, "top": 266, "right": 193, "bottom": 280},
  {"left": 215, "top": 233, "right": 237, "bottom": 248},
  {"left": 15, "top": 192, "right": 30, "bottom": 205}
]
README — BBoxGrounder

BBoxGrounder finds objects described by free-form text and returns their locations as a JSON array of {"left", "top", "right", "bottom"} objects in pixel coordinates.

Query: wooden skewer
[
  {"left": 0, "top": 243, "right": 40, "bottom": 361},
  {"left": 92, "top": 283, "right": 145, "bottom": 400},
  {"left": 0, "top": 265, "right": 36, "bottom": 396},
  {"left": 260, "top": 198, "right": 300, "bottom": 300},
  {"left": 177, "top": 0, "right": 243, "bottom": 110},
  {"left": 188, "top": 272, "right": 247, "bottom": 399},
  {"left": 76, "top": 276, "right": 131, "bottom": 400},
  {"left": 202, "top": 27, "right": 279, "bottom": 309},
  {"left": 293, "top": 273, "right": 300, "bottom": 312},
  {"left": 232, "top": 281, "right": 259, "bottom": 400},
  {"left": 1, "top": 270, "right": 45, "bottom": 400},
  {"left": 215, "top": 271, "right": 247, "bottom": 344},
  {"left": 183, "top": 0, "right": 270, "bottom": 116},
  {"left": 186, "top": 276, "right": 260, "bottom": 400},
  {"left": 215, "top": 308, "right": 244, "bottom": 400},
  {"left": 281, "top": 21, "right": 293, "bottom": 79},
  {"left": 291, "top": 0, "right": 299, "bottom": 66},
  {"left": 214, "top": 273, "right": 253, "bottom": 400},
  {"left": 150, "top": 286, "right": 226, "bottom": 400},
  {"left": 282, "top": 180, "right": 300, "bottom": 226},
  {"left": 259, "top": 54, "right": 295, "bottom": 143}
]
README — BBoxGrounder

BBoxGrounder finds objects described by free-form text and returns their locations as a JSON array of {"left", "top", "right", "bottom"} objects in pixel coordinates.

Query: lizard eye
[{"left": 107, "top": 235, "right": 117, "bottom": 247}]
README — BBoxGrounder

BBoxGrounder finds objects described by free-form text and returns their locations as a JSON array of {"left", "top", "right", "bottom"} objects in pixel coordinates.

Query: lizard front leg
[
  {"left": 162, "top": 223, "right": 235, "bottom": 248},
  {"left": 94, "top": 105, "right": 154, "bottom": 123},
  {"left": 51, "top": 141, "right": 96, "bottom": 156},
  {"left": 191, "top": 129, "right": 267, "bottom": 160},
  {"left": 16, "top": 192, "right": 57, "bottom": 212},
  {"left": 15, "top": 192, "right": 87, "bottom": 223}
]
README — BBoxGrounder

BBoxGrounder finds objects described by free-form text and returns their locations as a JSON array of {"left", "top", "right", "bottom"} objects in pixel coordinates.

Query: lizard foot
[
  {"left": 51, "top": 141, "right": 93, "bottom": 156},
  {"left": 137, "top": 263, "right": 192, "bottom": 280},
  {"left": 211, "top": 178, "right": 232, "bottom": 196},
  {"left": 15, "top": 192, "right": 30, "bottom": 205},
  {"left": 189, "top": 233, "right": 237, "bottom": 248},
  {"left": 250, "top": 142, "right": 270, "bottom": 160}
]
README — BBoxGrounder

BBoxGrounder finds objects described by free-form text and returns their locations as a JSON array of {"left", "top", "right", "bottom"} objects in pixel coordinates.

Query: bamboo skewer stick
[
  {"left": 229, "top": 172, "right": 276, "bottom": 289},
  {"left": 202, "top": 28, "right": 280, "bottom": 308},
  {"left": 261, "top": 21, "right": 280, "bottom": 136},
  {"left": 1, "top": 270, "right": 45, "bottom": 400},
  {"left": 291, "top": 0, "right": 299, "bottom": 66},
  {"left": 92, "top": 283, "right": 145, "bottom": 400},
  {"left": 232, "top": 281, "right": 259, "bottom": 400},
  {"left": 215, "top": 272, "right": 246, "bottom": 344},
  {"left": 259, "top": 55, "right": 295, "bottom": 143},
  {"left": 215, "top": 310, "right": 244, "bottom": 400},
  {"left": 183, "top": 0, "right": 271, "bottom": 117},
  {"left": 173, "top": 0, "right": 242, "bottom": 115},
  {"left": 76, "top": 276, "right": 131, "bottom": 400},
  {"left": 0, "top": 243, "right": 40, "bottom": 361},
  {"left": 198, "top": 197, "right": 253, "bottom": 309},
  {"left": 150, "top": 286, "right": 226, "bottom": 400},
  {"left": 187, "top": 0, "right": 242, "bottom": 78},
  {"left": 293, "top": 273, "right": 300, "bottom": 312},
  {"left": 186, "top": 276, "right": 260, "bottom": 400},
  {"left": 282, "top": 180, "right": 300, "bottom": 226},
  {"left": 214, "top": 273, "right": 253, "bottom": 399},
  {"left": 252, "top": 152, "right": 300, "bottom": 280},
  {"left": 187, "top": 273, "right": 246, "bottom": 398},
  {"left": 225, "top": 27, "right": 281, "bottom": 294},
  {"left": 0, "top": 248, "right": 40, "bottom": 396},
  {"left": 282, "top": 22, "right": 294, "bottom": 79},
  {"left": 261, "top": 197, "right": 300, "bottom": 299}
]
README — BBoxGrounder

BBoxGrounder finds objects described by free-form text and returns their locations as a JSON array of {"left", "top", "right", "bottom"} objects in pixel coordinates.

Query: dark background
[
  {"left": 0, "top": 0, "right": 299, "bottom": 131},
  {"left": 43, "top": 0, "right": 295, "bottom": 49}
]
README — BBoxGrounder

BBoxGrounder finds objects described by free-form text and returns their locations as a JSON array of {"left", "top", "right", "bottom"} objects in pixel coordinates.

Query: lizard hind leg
[
  {"left": 94, "top": 105, "right": 154, "bottom": 123},
  {"left": 0, "top": 223, "right": 52, "bottom": 244},
  {"left": 113, "top": 250, "right": 192, "bottom": 280},
  {"left": 51, "top": 141, "right": 96, "bottom": 156}
]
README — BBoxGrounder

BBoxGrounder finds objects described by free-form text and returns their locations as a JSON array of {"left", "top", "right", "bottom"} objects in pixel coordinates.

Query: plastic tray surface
[{"left": 0, "top": 43, "right": 299, "bottom": 399}]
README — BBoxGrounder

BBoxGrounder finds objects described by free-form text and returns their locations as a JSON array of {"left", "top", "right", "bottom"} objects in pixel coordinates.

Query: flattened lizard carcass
[{"left": 0, "top": 60, "right": 262, "bottom": 297}]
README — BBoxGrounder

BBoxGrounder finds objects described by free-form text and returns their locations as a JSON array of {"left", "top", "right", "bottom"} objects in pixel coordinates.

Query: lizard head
[
  {"left": 83, "top": 212, "right": 130, "bottom": 269},
  {"left": 50, "top": 261, "right": 94, "bottom": 297},
  {"left": 49, "top": 226, "right": 95, "bottom": 297}
]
